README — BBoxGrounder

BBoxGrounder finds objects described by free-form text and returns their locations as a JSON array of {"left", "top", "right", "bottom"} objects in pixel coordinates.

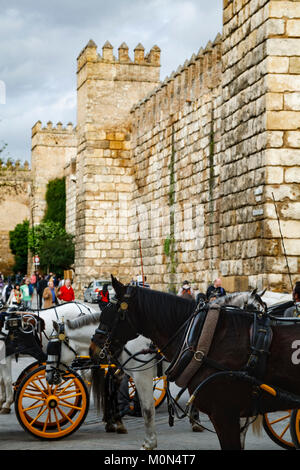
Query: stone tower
[
  {"left": 74, "top": 40, "right": 161, "bottom": 291},
  {"left": 31, "top": 121, "right": 77, "bottom": 225}
]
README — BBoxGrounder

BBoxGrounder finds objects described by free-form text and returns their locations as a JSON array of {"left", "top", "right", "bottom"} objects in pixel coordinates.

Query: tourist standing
[
  {"left": 7, "top": 284, "right": 22, "bottom": 307},
  {"left": 177, "top": 280, "right": 195, "bottom": 299},
  {"left": 98, "top": 283, "right": 110, "bottom": 311},
  {"left": 284, "top": 282, "right": 300, "bottom": 317},
  {"left": 37, "top": 275, "right": 48, "bottom": 309},
  {"left": 58, "top": 278, "right": 75, "bottom": 303},
  {"left": 206, "top": 278, "right": 226, "bottom": 301},
  {"left": 20, "top": 278, "right": 34, "bottom": 309},
  {"left": 42, "top": 280, "right": 59, "bottom": 308}
]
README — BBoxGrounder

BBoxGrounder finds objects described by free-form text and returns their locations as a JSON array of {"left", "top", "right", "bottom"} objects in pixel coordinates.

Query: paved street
[{"left": 0, "top": 353, "right": 283, "bottom": 452}]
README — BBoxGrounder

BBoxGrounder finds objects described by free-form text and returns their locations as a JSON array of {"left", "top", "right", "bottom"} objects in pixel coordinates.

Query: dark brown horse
[{"left": 89, "top": 277, "right": 300, "bottom": 450}]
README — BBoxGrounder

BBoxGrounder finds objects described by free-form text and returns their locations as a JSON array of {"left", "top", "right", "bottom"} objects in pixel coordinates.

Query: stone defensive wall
[
  {"left": 129, "top": 0, "right": 300, "bottom": 293},
  {"left": 0, "top": 161, "right": 31, "bottom": 274},
  {"left": 221, "top": 0, "right": 300, "bottom": 292},
  {"left": 130, "top": 36, "right": 222, "bottom": 292}
]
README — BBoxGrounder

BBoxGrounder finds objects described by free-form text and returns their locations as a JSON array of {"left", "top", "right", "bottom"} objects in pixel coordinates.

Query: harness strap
[{"left": 175, "top": 304, "right": 221, "bottom": 388}]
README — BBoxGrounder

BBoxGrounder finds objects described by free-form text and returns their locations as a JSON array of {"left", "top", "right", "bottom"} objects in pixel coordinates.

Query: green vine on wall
[
  {"left": 164, "top": 123, "right": 177, "bottom": 293},
  {"left": 208, "top": 104, "right": 215, "bottom": 272}
]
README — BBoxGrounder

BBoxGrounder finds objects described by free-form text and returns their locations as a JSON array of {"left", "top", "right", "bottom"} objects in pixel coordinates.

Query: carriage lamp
[{"left": 5, "top": 316, "right": 22, "bottom": 330}]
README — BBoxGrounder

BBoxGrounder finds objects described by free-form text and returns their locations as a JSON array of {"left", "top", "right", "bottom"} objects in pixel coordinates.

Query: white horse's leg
[
  {"left": 132, "top": 367, "right": 157, "bottom": 450},
  {"left": 0, "top": 357, "right": 13, "bottom": 414}
]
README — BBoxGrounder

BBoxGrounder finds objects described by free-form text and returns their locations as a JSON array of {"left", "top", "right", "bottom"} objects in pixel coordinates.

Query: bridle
[
  {"left": 91, "top": 286, "right": 209, "bottom": 373},
  {"left": 243, "top": 293, "right": 267, "bottom": 313},
  {"left": 91, "top": 286, "right": 139, "bottom": 363}
]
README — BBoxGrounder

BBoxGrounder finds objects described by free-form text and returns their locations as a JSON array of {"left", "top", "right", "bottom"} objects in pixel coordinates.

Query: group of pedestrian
[
  {"left": 0, "top": 271, "right": 75, "bottom": 309},
  {"left": 177, "top": 278, "right": 226, "bottom": 303},
  {"left": 2, "top": 277, "right": 34, "bottom": 309}
]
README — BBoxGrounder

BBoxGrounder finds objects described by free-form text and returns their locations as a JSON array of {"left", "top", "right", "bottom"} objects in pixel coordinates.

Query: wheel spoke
[
  {"left": 28, "top": 404, "right": 48, "bottom": 426},
  {"left": 59, "top": 400, "right": 83, "bottom": 411},
  {"left": 53, "top": 408, "right": 62, "bottom": 432},
  {"left": 279, "top": 422, "right": 290, "bottom": 439},
  {"left": 22, "top": 402, "right": 46, "bottom": 412},
  {"left": 56, "top": 379, "right": 76, "bottom": 396},
  {"left": 42, "top": 410, "right": 51, "bottom": 433},
  {"left": 269, "top": 413, "right": 291, "bottom": 425},
  {"left": 57, "top": 406, "right": 74, "bottom": 424}
]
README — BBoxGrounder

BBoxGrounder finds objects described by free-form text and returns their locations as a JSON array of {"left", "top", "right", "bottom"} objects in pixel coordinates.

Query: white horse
[
  {"left": 47, "top": 313, "right": 159, "bottom": 450},
  {"left": 0, "top": 301, "right": 97, "bottom": 414}
]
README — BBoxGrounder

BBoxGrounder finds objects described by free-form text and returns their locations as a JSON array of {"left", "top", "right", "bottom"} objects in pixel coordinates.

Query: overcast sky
[{"left": 0, "top": 0, "right": 222, "bottom": 164}]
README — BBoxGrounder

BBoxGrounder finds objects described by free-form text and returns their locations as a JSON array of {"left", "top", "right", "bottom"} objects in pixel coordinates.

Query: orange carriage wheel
[
  {"left": 289, "top": 409, "right": 300, "bottom": 449},
  {"left": 263, "top": 411, "right": 296, "bottom": 450},
  {"left": 13, "top": 361, "right": 42, "bottom": 396},
  {"left": 15, "top": 365, "right": 89, "bottom": 439},
  {"left": 152, "top": 375, "right": 167, "bottom": 409},
  {"left": 128, "top": 375, "right": 167, "bottom": 410}
]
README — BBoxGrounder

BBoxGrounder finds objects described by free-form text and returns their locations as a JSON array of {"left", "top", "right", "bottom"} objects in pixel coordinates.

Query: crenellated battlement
[
  {"left": 77, "top": 39, "right": 161, "bottom": 72},
  {"left": 32, "top": 120, "right": 76, "bottom": 137},
  {"left": 0, "top": 159, "right": 31, "bottom": 173},
  {"left": 130, "top": 33, "right": 222, "bottom": 130}
]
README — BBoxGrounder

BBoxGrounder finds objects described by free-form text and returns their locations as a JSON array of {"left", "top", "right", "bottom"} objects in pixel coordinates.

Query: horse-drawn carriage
[
  {"left": 1, "top": 290, "right": 300, "bottom": 450},
  {"left": 0, "top": 302, "right": 168, "bottom": 447}
]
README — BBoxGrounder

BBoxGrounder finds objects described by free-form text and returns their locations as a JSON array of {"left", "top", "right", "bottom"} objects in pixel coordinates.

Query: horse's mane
[
  {"left": 33, "top": 300, "right": 94, "bottom": 314},
  {"left": 213, "top": 292, "right": 248, "bottom": 306},
  {"left": 135, "top": 288, "right": 255, "bottom": 335},
  {"left": 66, "top": 312, "right": 101, "bottom": 329},
  {"left": 136, "top": 287, "right": 196, "bottom": 330}
]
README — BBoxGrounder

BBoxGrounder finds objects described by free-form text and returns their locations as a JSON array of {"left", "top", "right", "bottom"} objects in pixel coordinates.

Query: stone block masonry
[
  {"left": 130, "top": 35, "right": 223, "bottom": 292},
  {"left": 31, "top": 121, "right": 77, "bottom": 227},
  {"left": 73, "top": 40, "right": 161, "bottom": 293},
  {"left": 219, "top": 0, "right": 300, "bottom": 292},
  {"left": 0, "top": 162, "right": 31, "bottom": 274}
]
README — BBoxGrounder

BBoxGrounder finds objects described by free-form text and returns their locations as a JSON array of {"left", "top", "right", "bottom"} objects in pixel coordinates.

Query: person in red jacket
[
  {"left": 58, "top": 278, "right": 75, "bottom": 302},
  {"left": 98, "top": 283, "right": 110, "bottom": 311}
]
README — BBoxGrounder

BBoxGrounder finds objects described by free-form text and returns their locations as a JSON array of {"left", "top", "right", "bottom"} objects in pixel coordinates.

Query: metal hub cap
[{"left": 46, "top": 395, "right": 58, "bottom": 409}]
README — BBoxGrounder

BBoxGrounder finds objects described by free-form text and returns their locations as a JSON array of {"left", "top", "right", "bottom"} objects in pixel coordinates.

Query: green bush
[
  {"left": 43, "top": 177, "right": 66, "bottom": 227},
  {"left": 9, "top": 220, "right": 29, "bottom": 274}
]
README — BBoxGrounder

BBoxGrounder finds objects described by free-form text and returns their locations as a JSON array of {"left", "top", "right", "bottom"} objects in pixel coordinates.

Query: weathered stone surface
[{"left": 0, "top": 164, "right": 31, "bottom": 274}]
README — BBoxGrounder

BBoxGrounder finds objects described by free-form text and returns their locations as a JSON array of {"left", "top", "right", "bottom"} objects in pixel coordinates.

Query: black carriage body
[{"left": 2, "top": 312, "right": 46, "bottom": 362}]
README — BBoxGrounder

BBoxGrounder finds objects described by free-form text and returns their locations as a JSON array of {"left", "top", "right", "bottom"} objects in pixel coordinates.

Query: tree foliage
[
  {"left": 37, "top": 231, "right": 75, "bottom": 275},
  {"left": 9, "top": 219, "right": 29, "bottom": 274},
  {"left": 43, "top": 177, "right": 66, "bottom": 227},
  {"left": 28, "top": 221, "right": 74, "bottom": 276}
]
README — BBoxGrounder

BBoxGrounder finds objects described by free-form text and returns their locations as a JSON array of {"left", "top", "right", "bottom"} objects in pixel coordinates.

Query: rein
[{"left": 94, "top": 290, "right": 206, "bottom": 374}]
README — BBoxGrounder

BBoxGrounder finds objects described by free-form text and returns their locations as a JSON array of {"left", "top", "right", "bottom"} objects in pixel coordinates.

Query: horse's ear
[
  {"left": 111, "top": 275, "right": 125, "bottom": 298},
  {"left": 250, "top": 288, "right": 257, "bottom": 297},
  {"left": 52, "top": 320, "right": 59, "bottom": 332},
  {"left": 258, "top": 288, "right": 267, "bottom": 297}
]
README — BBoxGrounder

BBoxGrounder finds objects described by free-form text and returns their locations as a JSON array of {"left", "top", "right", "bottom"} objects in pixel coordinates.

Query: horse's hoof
[
  {"left": 105, "top": 424, "right": 116, "bottom": 433},
  {"left": 141, "top": 444, "right": 156, "bottom": 450},
  {"left": 0, "top": 408, "right": 11, "bottom": 415},
  {"left": 192, "top": 424, "right": 204, "bottom": 432},
  {"left": 117, "top": 427, "right": 128, "bottom": 434}
]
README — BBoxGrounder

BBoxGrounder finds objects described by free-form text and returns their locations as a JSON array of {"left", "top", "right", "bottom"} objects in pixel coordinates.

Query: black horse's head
[{"left": 89, "top": 276, "right": 139, "bottom": 363}]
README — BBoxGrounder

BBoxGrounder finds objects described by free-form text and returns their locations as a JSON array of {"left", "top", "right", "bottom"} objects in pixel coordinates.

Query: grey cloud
[{"left": 0, "top": 0, "right": 221, "bottom": 163}]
